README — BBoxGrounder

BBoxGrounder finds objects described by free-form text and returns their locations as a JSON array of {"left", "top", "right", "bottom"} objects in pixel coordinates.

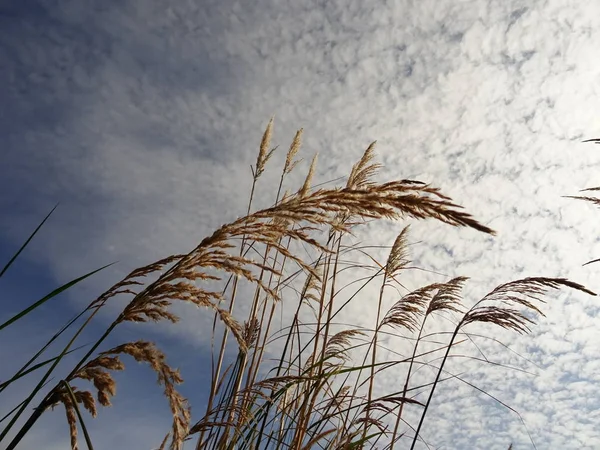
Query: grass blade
[
  {"left": 61, "top": 380, "right": 95, "bottom": 450},
  {"left": 0, "top": 345, "right": 86, "bottom": 391},
  {"left": 0, "top": 308, "right": 90, "bottom": 394},
  {"left": 0, "top": 379, "right": 53, "bottom": 425},
  {"left": 0, "top": 399, "right": 27, "bottom": 426},
  {"left": 0, "top": 204, "right": 58, "bottom": 279},
  {"left": 0, "top": 263, "right": 114, "bottom": 331}
]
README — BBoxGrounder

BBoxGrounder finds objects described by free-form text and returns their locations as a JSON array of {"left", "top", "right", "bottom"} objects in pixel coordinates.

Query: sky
[{"left": 1, "top": 0, "right": 600, "bottom": 448}]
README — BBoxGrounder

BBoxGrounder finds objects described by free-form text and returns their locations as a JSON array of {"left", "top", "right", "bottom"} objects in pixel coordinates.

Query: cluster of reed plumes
[{"left": 0, "top": 122, "right": 595, "bottom": 450}]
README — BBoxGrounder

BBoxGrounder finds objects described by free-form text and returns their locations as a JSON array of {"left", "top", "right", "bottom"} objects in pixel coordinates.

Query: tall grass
[{"left": 0, "top": 123, "right": 595, "bottom": 450}]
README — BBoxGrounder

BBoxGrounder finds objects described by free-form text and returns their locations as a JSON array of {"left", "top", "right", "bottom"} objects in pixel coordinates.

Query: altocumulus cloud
[{"left": 1, "top": 0, "right": 600, "bottom": 448}]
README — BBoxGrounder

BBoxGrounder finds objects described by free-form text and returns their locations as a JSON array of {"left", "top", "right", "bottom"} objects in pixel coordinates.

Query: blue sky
[{"left": 2, "top": 0, "right": 600, "bottom": 449}]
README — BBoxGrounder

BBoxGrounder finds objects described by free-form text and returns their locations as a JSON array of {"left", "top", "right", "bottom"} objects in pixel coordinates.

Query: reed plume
[{"left": 2, "top": 122, "right": 594, "bottom": 450}]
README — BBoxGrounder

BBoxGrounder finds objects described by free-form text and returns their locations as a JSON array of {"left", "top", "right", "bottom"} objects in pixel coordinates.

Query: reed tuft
[{"left": 2, "top": 122, "right": 595, "bottom": 450}]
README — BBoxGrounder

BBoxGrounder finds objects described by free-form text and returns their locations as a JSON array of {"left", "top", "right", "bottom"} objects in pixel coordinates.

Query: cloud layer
[{"left": 2, "top": 0, "right": 600, "bottom": 448}]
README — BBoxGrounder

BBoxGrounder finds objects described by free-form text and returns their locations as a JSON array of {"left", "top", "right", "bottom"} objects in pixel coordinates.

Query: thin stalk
[
  {"left": 61, "top": 380, "right": 95, "bottom": 450},
  {"left": 362, "top": 272, "right": 388, "bottom": 442},
  {"left": 319, "top": 233, "right": 343, "bottom": 364},
  {"left": 258, "top": 290, "right": 309, "bottom": 447},
  {"left": 409, "top": 324, "right": 461, "bottom": 450},
  {"left": 214, "top": 150, "right": 291, "bottom": 448},
  {"left": 243, "top": 229, "right": 293, "bottom": 395},
  {"left": 0, "top": 279, "right": 121, "bottom": 447},
  {"left": 200, "top": 170, "right": 260, "bottom": 450},
  {"left": 296, "top": 232, "right": 343, "bottom": 449},
  {"left": 0, "top": 204, "right": 57, "bottom": 279},
  {"left": 0, "top": 307, "right": 89, "bottom": 394},
  {"left": 390, "top": 315, "right": 427, "bottom": 449},
  {"left": 289, "top": 243, "right": 335, "bottom": 449},
  {"left": 0, "top": 345, "right": 86, "bottom": 391},
  {"left": 3, "top": 320, "right": 117, "bottom": 450}
]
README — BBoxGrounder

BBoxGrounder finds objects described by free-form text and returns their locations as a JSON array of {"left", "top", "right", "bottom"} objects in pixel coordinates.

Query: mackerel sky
[{"left": 1, "top": 1, "right": 600, "bottom": 449}]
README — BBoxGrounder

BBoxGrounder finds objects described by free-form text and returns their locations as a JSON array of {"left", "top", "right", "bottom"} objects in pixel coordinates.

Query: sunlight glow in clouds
[{"left": 2, "top": 0, "right": 600, "bottom": 448}]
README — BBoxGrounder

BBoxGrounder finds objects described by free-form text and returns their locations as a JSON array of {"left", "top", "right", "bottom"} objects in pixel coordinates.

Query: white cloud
[{"left": 2, "top": 0, "right": 600, "bottom": 448}]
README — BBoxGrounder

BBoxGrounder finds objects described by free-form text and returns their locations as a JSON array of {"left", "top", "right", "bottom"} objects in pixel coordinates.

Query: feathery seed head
[
  {"left": 256, "top": 117, "right": 275, "bottom": 178},
  {"left": 299, "top": 153, "right": 318, "bottom": 198},
  {"left": 285, "top": 128, "right": 303, "bottom": 173},
  {"left": 385, "top": 225, "right": 411, "bottom": 277},
  {"left": 346, "top": 141, "right": 381, "bottom": 189}
]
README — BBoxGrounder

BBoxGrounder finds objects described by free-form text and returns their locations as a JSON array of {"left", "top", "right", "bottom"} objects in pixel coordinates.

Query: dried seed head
[
  {"left": 46, "top": 384, "right": 98, "bottom": 450},
  {"left": 302, "top": 262, "right": 323, "bottom": 304},
  {"left": 73, "top": 366, "right": 118, "bottom": 407},
  {"left": 75, "top": 389, "right": 97, "bottom": 418},
  {"left": 157, "top": 433, "right": 170, "bottom": 450},
  {"left": 461, "top": 277, "right": 594, "bottom": 333},
  {"left": 566, "top": 194, "right": 600, "bottom": 207},
  {"left": 325, "top": 385, "right": 352, "bottom": 411},
  {"left": 582, "top": 138, "right": 600, "bottom": 144},
  {"left": 242, "top": 317, "right": 260, "bottom": 349},
  {"left": 385, "top": 225, "right": 411, "bottom": 277},
  {"left": 89, "top": 255, "right": 184, "bottom": 310},
  {"left": 353, "top": 415, "right": 386, "bottom": 433},
  {"left": 346, "top": 141, "right": 381, "bottom": 189},
  {"left": 299, "top": 153, "right": 318, "bottom": 198},
  {"left": 425, "top": 277, "right": 467, "bottom": 316},
  {"left": 324, "top": 329, "right": 365, "bottom": 363},
  {"left": 70, "top": 354, "right": 125, "bottom": 407},
  {"left": 381, "top": 284, "right": 435, "bottom": 332},
  {"left": 102, "top": 341, "right": 190, "bottom": 450},
  {"left": 65, "top": 401, "right": 78, "bottom": 450},
  {"left": 284, "top": 128, "right": 303, "bottom": 173},
  {"left": 256, "top": 117, "right": 275, "bottom": 178},
  {"left": 218, "top": 308, "right": 248, "bottom": 353}
]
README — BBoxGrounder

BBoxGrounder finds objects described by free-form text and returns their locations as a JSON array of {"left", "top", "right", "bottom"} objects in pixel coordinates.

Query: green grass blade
[
  {"left": 0, "top": 399, "right": 27, "bottom": 426},
  {"left": 0, "top": 345, "right": 86, "bottom": 391},
  {"left": 0, "top": 379, "right": 53, "bottom": 425},
  {"left": 0, "top": 262, "right": 114, "bottom": 331},
  {"left": 0, "top": 204, "right": 58, "bottom": 279},
  {"left": 0, "top": 307, "right": 91, "bottom": 395},
  {"left": 348, "top": 433, "right": 381, "bottom": 449},
  {"left": 1, "top": 312, "right": 118, "bottom": 447},
  {"left": 0, "top": 264, "right": 114, "bottom": 446}
]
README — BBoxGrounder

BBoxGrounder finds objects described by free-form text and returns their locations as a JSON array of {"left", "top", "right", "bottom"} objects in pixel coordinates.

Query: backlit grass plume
[{"left": 0, "top": 120, "right": 594, "bottom": 450}]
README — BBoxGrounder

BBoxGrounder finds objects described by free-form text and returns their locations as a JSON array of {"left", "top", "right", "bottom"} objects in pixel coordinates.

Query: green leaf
[
  {"left": 0, "top": 399, "right": 26, "bottom": 425},
  {"left": 0, "top": 262, "right": 114, "bottom": 331},
  {"left": 348, "top": 433, "right": 381, "bottom": 448},
  {"left": 0, "top": 345, "right": 86, "bottom": 391},
  {"left": 0, "top": 308, "right": 89, "bottom": 394},
  {"left": 0, "top": 204, "right": 58, "bottom": 279},
  {"left": 0, "top": 379, "right": 53, "bottom": 425}
]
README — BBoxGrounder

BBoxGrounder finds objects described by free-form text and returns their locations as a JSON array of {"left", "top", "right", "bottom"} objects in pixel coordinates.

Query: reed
[{"left": 1, "top": 123, "right": 595, "bottom": 450}]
